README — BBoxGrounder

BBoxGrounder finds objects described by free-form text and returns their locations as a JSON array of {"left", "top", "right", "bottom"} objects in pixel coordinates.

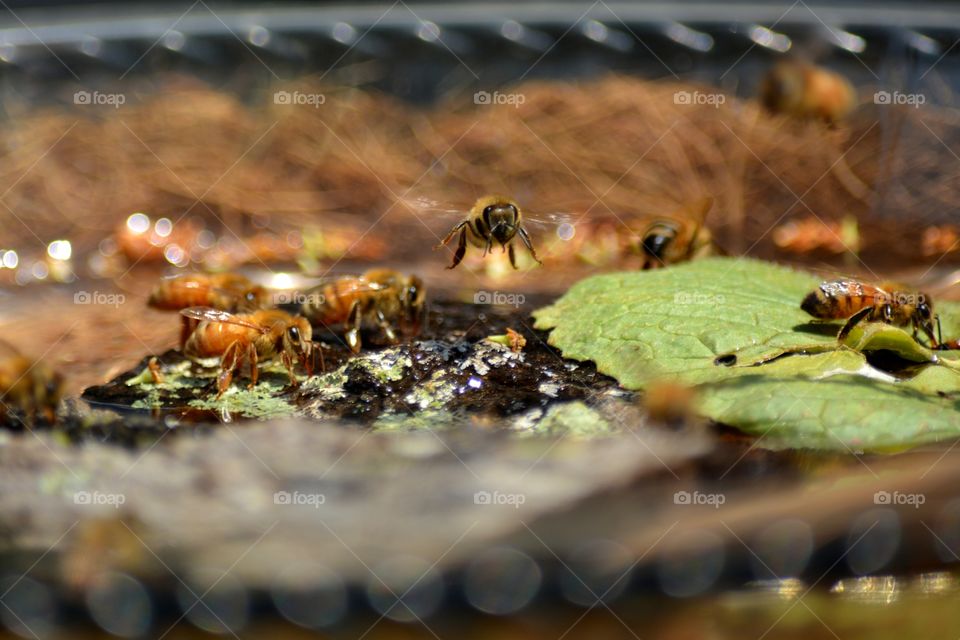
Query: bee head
[
  {"left": 483, "top": 202, "right": 519, "bottom": 246},
  {"left": 282, "top": 319, "right": 313, "bottom": 358}
]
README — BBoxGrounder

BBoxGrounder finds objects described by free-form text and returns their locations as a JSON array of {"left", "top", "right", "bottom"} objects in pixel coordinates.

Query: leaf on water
[{"left": 533, "top": 257, "right": 960, "bottom": 451}]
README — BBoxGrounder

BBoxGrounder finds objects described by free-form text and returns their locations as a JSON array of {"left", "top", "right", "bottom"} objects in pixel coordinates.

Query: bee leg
[
  {"left": 446, "top": 228, "right": 468, "bottom": 270},
  {"left": 517, "top": 226, "right": 543, "bottom": 266},
  {"left": 305, "top": 341, "right": 324, "bottom": 375},
  {"left": 345, "top": 300, "right": 363, "bottom": 353},
  {"left": 216, "top": 341, "right": 241, "bottom": 398},
  {"left": 837, "top": 307, "right": 875, "bottom": 343},
  {"left": 508, "top": 243, "right": 518, "bottom": 269},
  {"left": 437, "top": 221, "right": 467, "bottom": 249},
  {"left": 246, "top": 343, "right": 259, "bottom": 389},
  {"left": 281, "top": 351, "right": 300, "bottom": 388},
  {"left": 376, "top": 309, "right": 398, "bottom": 344}
]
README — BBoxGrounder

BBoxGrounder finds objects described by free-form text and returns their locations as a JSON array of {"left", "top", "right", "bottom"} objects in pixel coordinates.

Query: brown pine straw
[{"left": 1, "top": 73, "right": 959, "bottom": 268}]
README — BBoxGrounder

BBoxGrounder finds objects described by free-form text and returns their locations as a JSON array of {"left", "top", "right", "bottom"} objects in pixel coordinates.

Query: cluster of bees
[
  {"left": 140, "top": 194, "right": 695, "bottom": 399},
  {"left": 147, "top": 268, "right": 426, "bottom": 397}
]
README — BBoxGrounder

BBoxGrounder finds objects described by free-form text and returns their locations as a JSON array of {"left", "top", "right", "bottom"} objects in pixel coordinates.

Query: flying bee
[
  {"left": 436, "top": 195, "right": 542, "bottom": 270},
  {"left": 800, "top": 280, "right": 940, "bottom": 347},
  {"left": 148, "top": 273, "right": 271, "bottom": 348},
  {"left": 0, "top": 340, "right": 64, "bottom": 426},
  {"left": 181, "top": 308, "right": 317, "bottom": 398},
  {"left": 301, "top": 268, "right": 426, "bottom": 353},
  {"left": 759, "top": 60, "right": 856, "bottom": 124},
  {"left": 639, "top": 198, "right": 716, "bottom": 270}
]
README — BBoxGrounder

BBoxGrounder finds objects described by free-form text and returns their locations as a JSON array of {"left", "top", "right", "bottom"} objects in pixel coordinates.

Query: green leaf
[
  {"left": 697, "top": 369, "right": 960, "bottom": 451},
  {"left": 533, "top": 257, "right": 960, "bottom": 451}
]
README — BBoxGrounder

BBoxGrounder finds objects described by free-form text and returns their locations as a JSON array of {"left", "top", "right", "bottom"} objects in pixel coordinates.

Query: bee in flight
[
  {"left": 0, "top": 340, "right": 64, "bottom": 426},
  {"left": 149, "top": 273, "right": 270, "bottom": 348},
  {"left": 437, "top": 195, "right": 542, "bottom": 270},
  {"left": 639, "top": 197, "right": 716, "bottom": 270},
  {"left": 300, "top": 268, "right": 426, "bottom": 353},
  {"left": 800, "top": 279, "right": 941, "bottom": 347},
  {"left": 181, "top": 307, "right": 317, "bottom": 398}
]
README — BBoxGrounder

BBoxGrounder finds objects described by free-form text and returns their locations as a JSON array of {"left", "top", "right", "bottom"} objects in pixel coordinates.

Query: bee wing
[
  {"left": 400, "top": 195, "right": 463, "bottom": 217},
  {"left": 180, "top": 307, "right": 268, "bottom": 332},
  {"left": 303, "top": 274, "right": 390, "bottom": 293}
]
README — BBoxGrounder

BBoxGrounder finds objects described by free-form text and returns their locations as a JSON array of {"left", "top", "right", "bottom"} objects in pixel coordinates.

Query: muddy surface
[{"left": 78, "top": 299, "right": 629, "bottom": 438}]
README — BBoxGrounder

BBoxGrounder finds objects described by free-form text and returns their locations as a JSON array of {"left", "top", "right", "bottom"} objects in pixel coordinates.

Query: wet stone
[{"left": 78, "top": 301, "right": 626, "bottom": 440}]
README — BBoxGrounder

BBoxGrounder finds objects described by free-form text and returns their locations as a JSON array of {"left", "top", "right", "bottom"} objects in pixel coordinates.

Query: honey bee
[
  {"left": 301, "top": 268, "right": 426, "bottom": 353},
  {"left": 0, "top": 340, "right": 63, "bottom": 426},
  {"left": 181, "top": 308, "right": 316, "bottom": 397},
  {"left": 148, "top": 273, "right": 270, "bottom": 347},
  {"left": 801, "top": 280, "right": 940, "bottom": 347},
  {"left": 437, "top": 195, "right": 542, "bottom": 270},
  {"left": 759, "top": 60, "right": 856, "bottom": 124},
  {"left": 639, "top": 198, "right": 715, "bottom": 269}
]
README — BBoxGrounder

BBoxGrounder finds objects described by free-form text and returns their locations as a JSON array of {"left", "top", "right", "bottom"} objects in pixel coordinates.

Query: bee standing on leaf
[
  {"left": 148, "top": 273, "right": 270, "bottom": 348},
  {"left": 437, "top": 195, "right": 542, "bottom": 270},
  {"left": 801, "top": 280, "right": 941, "bottom": 347},
  {"left": 300, "top": 268, "right": 426, "bottom": 353},
  {"left": 639, "top": 197, "right": 716, "bottom": 270},
  {"left": 0, "top": 340, "right": 63, "bottom": 426},
  {"left": 181, "top": 308, "right": 317, "bottom": 398}
]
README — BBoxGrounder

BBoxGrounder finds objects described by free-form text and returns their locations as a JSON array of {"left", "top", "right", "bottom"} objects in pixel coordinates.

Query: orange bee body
[
  {"left": 801, "top": 280, "right": 939, "bottom": 346},
  {"left": 301, "top": 268, "right": 426, "bottom": 353},
  {"left": 148, "top": 273, "right": 268, "bottom": 311},
  {"left": 149, "top": 273, "right": 270, "bottom": 347},
  {"left": 182, "top": 308, "right": 315, "bottom": 397},
  {"left": 0, "top": 341, "right": 63, "bottom": 426},
  {"left": 760, "top": 61, "right": 856, "bottom": 124}
]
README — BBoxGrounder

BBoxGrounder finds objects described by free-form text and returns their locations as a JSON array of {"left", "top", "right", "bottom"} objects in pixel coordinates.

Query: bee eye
[
  {"left": 483, "top": 205, "right": 495, "bottom": 216},
  {"left": 642, "top": 232, "right": 672, "bottom": 259},
  {"left": 288, "top": 326, "right": 300, "bottom": 341}
]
